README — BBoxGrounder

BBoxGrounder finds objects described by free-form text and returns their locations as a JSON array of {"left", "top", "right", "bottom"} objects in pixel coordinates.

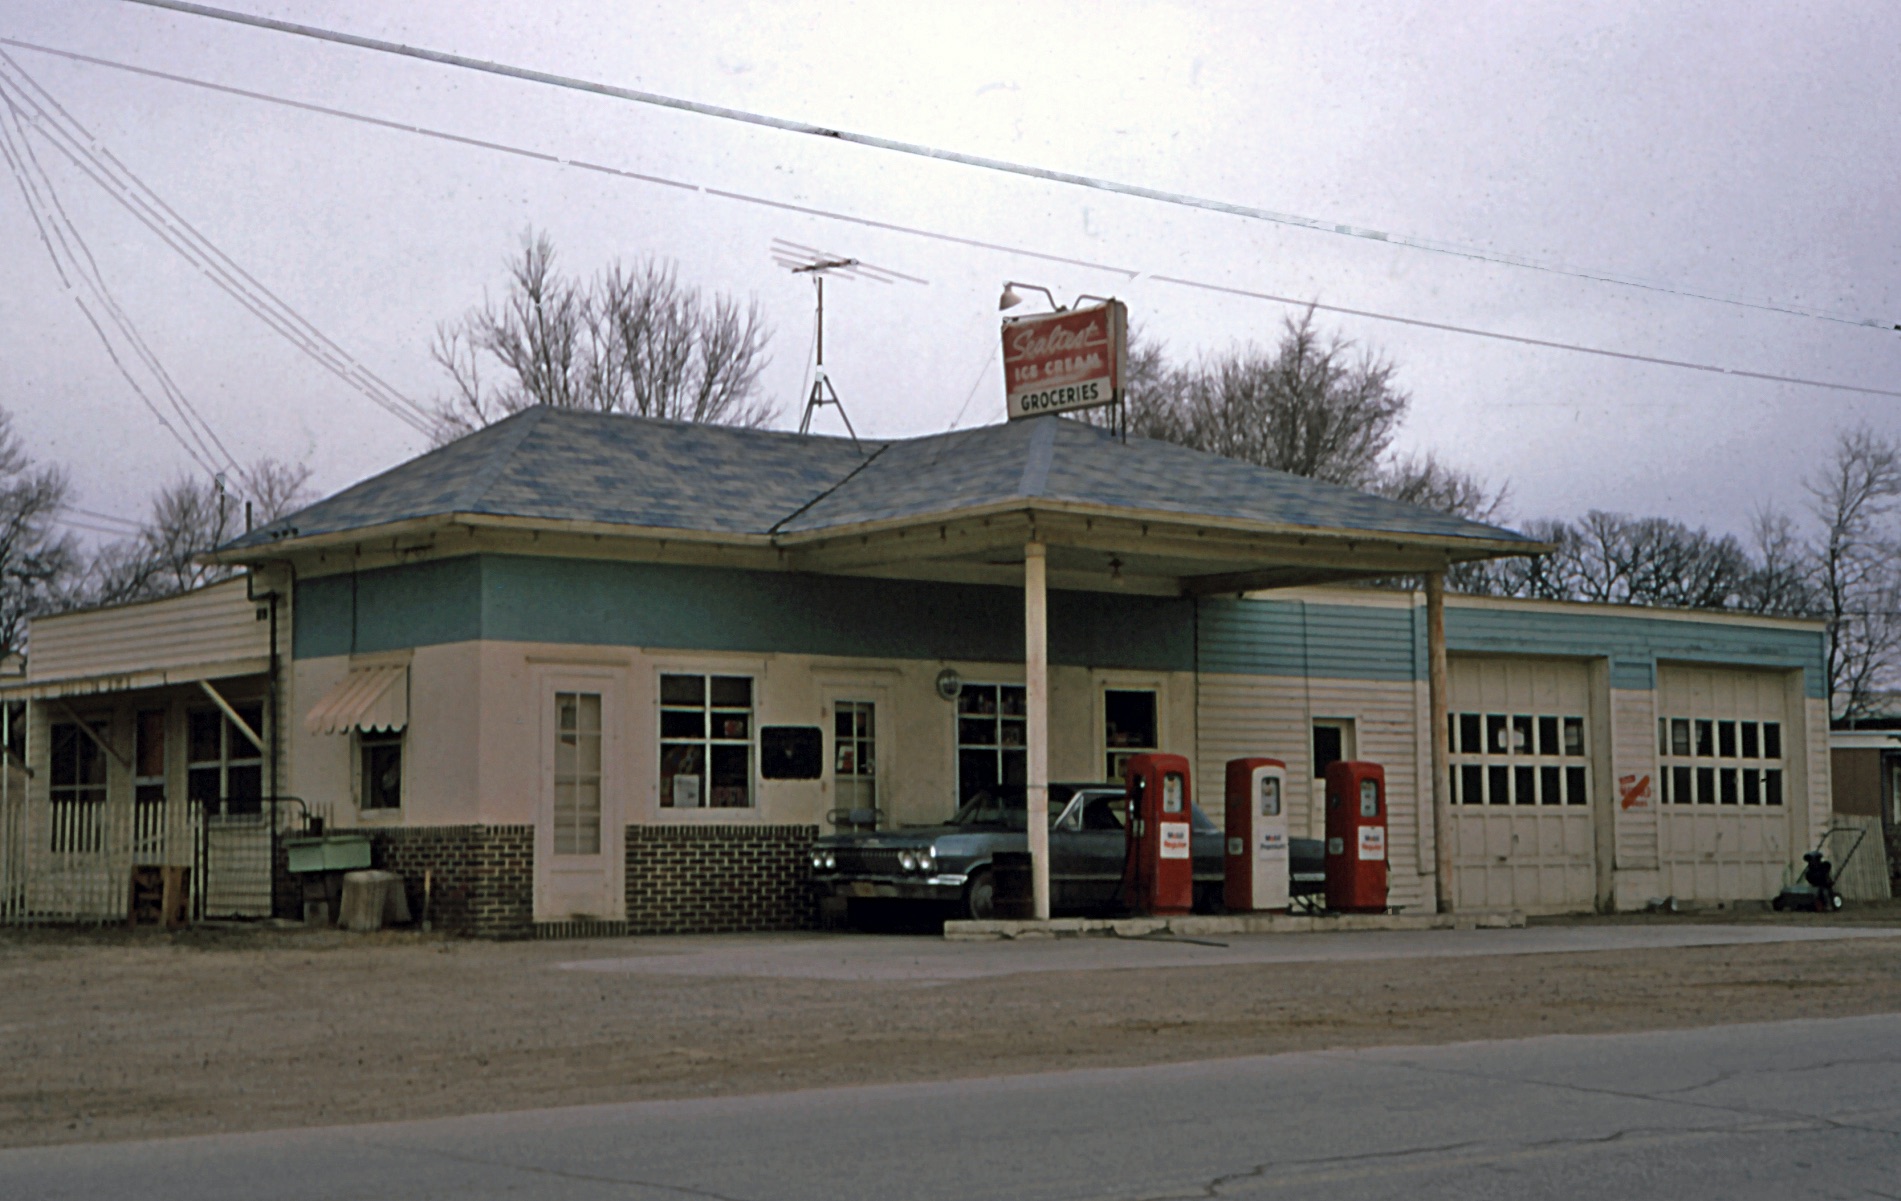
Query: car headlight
[
  {"left": 918, "top": 852, "right": 937, "bottom": 874},
  {"left": 899, "top": 851, "right": 917, "bottom": 871},
  {"left": 823, "top": 852, "right": 837, "bottom": 870},
  {"left": 811, "top": 852, "right": 825, "bottom": 870}
]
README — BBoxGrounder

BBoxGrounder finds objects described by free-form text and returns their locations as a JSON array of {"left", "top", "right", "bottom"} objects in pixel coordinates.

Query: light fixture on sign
[
  {"left": 934, "top": 668, "right": 963, "bottom": 701},
  {"left": 999, "top": 281, "right": 1060, "bottom": 312}
]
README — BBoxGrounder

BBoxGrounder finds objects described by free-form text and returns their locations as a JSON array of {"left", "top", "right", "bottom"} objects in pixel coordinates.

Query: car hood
[{"left": 814, "top": 825, "right": 968, "bottom": 850}]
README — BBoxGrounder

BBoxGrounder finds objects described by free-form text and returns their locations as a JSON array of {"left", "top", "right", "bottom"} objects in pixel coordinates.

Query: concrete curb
[{"left": 943, "top": 911, "right": 1527, "bottom": 940}]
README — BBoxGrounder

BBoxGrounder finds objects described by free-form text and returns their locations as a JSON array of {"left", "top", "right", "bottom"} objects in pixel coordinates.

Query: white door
[
  {"left": 1656, "top": 665, "right": 1793, "bottom": 901},
  {"left": 536, "top": 672, "right": 622, "bottom": 921},
  {"left": 830, "top": 696, "right": 881, "bottom": 826},
  {"left": 1448, "top": 657, "right": 1596, "bottom": 914}
]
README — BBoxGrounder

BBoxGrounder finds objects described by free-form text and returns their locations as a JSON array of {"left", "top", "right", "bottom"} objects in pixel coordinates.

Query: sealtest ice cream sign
[{"left": 1002, "top": 300, "right": 1127, "bottom": 420}]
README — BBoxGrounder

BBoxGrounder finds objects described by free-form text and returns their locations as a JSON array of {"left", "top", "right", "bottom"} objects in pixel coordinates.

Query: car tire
[
  {"left": 1772, "top": 895, "right": 1786, "bottom": 911},
  {"left": 964, "top": 869, "right": 995, "bottom": 921}
]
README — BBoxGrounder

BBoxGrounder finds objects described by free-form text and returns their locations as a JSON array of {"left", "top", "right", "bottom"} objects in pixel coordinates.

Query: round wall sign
[{"left": 934, "top": 668, "right": 962, "bottom": 701}]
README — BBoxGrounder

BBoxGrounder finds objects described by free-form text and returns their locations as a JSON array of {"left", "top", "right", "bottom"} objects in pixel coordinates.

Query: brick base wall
[
  {"left": 371, "top": 825, "right": 534, "bottom": 938},
  {"left": 625, "top": 824, "right": 818, "bottom": 934}
]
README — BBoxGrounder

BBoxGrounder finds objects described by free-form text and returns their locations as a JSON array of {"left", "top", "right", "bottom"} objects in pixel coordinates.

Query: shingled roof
[{"left": 223, "top": 407, "right": 1536, "bottom": 553}]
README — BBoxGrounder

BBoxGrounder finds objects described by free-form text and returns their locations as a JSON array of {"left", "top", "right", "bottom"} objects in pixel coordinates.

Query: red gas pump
[
  {"left": 1224, "top": 757, "right": 1289, "bottom": 912},
  {"left": 1324, "top": 760, "right": 1387, "bottom": 913},
  {"left": 1122, "top": 753, "right": 1194, "bottom": 916}
]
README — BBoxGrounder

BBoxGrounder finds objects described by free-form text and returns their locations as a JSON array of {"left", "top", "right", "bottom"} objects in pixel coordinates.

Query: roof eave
[
  {"left": 773, "top": 497, "right": 1548, "bottom": 558},
  {"left": 209, "top": 510, "right": 778, "bottom": 564}
]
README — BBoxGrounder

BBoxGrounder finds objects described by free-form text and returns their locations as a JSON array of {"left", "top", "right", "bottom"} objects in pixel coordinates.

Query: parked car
[{"left": 810, "top": 783, "right": 1324, "bottom": 921}]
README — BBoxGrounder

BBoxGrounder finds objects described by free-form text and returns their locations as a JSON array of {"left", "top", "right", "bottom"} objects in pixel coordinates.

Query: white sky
[{"left": 3, "top": 1, "right": 1898, "bottom": 542}]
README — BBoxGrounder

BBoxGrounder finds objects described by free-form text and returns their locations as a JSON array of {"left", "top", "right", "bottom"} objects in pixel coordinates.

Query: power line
[
  {"left": 121, "top": 0, "right": 1901, "bottom": 335},
  {"left": 0, "top": 88, "right": 232, "bottom": 474},
  {"left": 7, "top": 36, "right": 1900, "bottom": 405},
  {"left": 61, "top": 504, "right": 143, "bottom": 530},
  {"left": 1151, "top": 277, "right": 1901, "bottom": 402},
  {"left": 0, "top": 52, "right": 435, "bottom": 435}
]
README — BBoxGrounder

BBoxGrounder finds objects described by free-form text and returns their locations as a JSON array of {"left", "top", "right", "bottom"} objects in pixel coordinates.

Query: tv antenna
[{"left": 772, "top": 239, "right": 925, "bottom": 448}]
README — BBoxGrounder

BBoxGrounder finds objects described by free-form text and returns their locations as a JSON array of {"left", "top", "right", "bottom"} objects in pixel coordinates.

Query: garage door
[
  {"left": 1656, "top": 665, "right": 1793, "bottom": 901},
  {"left": 1448, "top": 657, "right": 1596, "bottom": 914}
]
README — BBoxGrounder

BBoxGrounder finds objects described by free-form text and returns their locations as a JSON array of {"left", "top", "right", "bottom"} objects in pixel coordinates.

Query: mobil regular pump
[
  {"left": 1121, "top": 752, "right": 1194, "bottom": 916},
  {"left": 1224, "top": 757, "right": 1289, "bottom": 912},
  {"left": 1324, "top": 760, "right": 1388, "bottom": 913}
]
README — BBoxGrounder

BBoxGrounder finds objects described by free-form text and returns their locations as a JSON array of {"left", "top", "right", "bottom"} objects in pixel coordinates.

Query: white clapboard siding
[
  {"left": 1197, "top": 673, "right": 1428, "bottom": 911},
  {"left": 28, "top": 578, "right": 270, "bottom": 684},
  {"left": 1610, "top": 685, "right": 1660, "bottom": 870},
  {"left": 1804, "top": 696, "right": 1832, "bottom": 852}
]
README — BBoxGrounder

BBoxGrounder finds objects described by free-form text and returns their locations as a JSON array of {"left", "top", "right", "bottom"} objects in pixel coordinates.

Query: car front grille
[{"left": 830, "top": 847, "right": 908, "bottom": 875}]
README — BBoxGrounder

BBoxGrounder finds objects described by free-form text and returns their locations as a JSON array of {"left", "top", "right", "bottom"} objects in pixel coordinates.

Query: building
[
  {"left": 1827, "top": 728, "right": 1900, "bottom": 899},
  {"left": 0, "top": 409, "right": 1835, "bottom": 933}
]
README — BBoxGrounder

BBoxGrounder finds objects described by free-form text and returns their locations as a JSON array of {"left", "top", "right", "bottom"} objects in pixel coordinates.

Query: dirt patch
[{"left": 3, "top": 918, "right": 1898, "bottom": 1149}]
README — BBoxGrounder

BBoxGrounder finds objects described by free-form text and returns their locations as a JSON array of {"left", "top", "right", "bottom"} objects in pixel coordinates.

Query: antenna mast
[{"left": 771, "top": 240, "right": 926, "bottom": 450}]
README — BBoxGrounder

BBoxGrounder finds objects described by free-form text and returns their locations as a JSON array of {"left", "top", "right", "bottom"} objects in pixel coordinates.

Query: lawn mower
[{"left": 1771, "top": 824, "right": 1867, "bottom": 912}]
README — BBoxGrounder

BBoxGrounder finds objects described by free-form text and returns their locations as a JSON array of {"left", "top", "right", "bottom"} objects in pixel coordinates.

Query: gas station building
[{"left": 0, "top": 407, "right": 1833, "bottom": 935}]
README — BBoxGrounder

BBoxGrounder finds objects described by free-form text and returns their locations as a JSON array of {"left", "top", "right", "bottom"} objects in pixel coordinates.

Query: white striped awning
[{"left": 305, "top": 664, "right": 408, "bottom": 736}]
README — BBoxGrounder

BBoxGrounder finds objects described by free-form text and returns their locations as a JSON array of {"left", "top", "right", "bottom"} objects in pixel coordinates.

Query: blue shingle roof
[{"left": 224, "top": 407, "right": 1535, "bottom": 552}]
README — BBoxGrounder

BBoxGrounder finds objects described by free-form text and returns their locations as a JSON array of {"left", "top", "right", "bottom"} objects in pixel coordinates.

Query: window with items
[
  {"left": 359, "top": 731, "right": 403, "bottom": 810},
  {"left": 1449, "top": 710, "right": 1589, "bottom": 806},
  {"left": 660, "top": 674, "right": 753, "bottom": 809},
  {"left": 1103, "top": 689, "right": 1157, "bottom": 783},
  {"left": 957, "top": 683, "right": 1026, "bottom": 807},
  {"left": 1657, "top": 715, "right": 1782, "bottom": 806},
  {"left": 833, "top": 700, "right": 876, "bottom": 811}
]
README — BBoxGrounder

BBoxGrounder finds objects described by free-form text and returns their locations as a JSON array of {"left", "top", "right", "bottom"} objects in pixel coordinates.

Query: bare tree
[
  {"left": 1807, "top": 427, "right": 1901, "bottom": 722},
  {"left": 77, "top": 459, "right": 313, "bottom": 607},
  {"left": 1735, "top": 507, "right": 1818, "bottom": 617},
  {"left": 1167, "top": 310, "right": 1408, "bottom": 487},
  {"left": 431, "top": 231, "right": 774, "bottom": 442},
  {"left": 0, "top": 409, "right": 75, "bottom": 657},
  {"left": 1373, "top": 452, "right": 1507, "bottom": 523}
]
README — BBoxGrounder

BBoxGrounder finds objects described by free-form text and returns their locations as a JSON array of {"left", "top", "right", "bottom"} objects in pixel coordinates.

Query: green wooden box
[{"left": 284, "top": 834, "right": 373, "bottom": 874}]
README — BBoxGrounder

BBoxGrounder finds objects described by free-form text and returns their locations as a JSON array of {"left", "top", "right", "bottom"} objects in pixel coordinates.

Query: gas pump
[
  {"left": 1224, "top": 757, "right": 1289, "bottom": 912},
  {"left": 1122, "top": 752, "right": 1194, "bottom": 916},
  {"left": 1324, "top": 760, "right": 1387, "bottom": 913}
]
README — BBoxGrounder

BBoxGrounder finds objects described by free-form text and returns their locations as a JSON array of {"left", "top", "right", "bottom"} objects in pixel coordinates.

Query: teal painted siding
[
  {"left": 294, "top": 554, "right": 1194, "bottom": 671},
  {"left": 292, "top": 555, "right": 1824, "bottom": 697},
  {"left": 292, "top": 556, "right": 482, "bottom": 659},
  {"left": 1195, "top": 598, "right": 1416, "bottom": 682},
  {"left": 1445, "top": 606, "right": 1825, "bottom": 698},
  {"left": 1194, "top": 595, "right": 1825, "bottom": 698}
]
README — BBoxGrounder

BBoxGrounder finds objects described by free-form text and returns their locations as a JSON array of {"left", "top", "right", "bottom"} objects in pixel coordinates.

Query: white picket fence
[{"left": 0, "top": 780, "right": 276, "bottom": 924}]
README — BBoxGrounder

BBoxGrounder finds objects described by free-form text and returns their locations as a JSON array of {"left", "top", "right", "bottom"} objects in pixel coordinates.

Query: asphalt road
[{"left": 5, "top": 1013, "right": 1896, "bottom": 1200}]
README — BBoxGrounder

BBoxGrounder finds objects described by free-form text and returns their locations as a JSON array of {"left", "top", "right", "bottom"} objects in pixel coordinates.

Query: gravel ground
[{"left": 3, "top": 908, "right": 1898, "bottom": 1149}]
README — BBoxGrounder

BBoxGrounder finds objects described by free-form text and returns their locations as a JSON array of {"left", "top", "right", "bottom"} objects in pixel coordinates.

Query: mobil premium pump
[
  {"left": 1324, "top": 760, "right": 1388, "bottom": 913},
  {"left": 1224, "top": 757, "right": 1289, "bottom": 912},
  {"left": 1121, "top": 752, "right": 1195, "bottom": 916}
]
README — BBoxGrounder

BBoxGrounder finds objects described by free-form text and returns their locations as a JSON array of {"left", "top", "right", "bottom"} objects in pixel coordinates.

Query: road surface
[{"left": 5, "top": 1012, "right": 1896, "bottom": 1199}]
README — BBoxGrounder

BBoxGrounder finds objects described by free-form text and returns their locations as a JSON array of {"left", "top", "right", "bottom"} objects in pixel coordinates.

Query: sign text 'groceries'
[{"left": 1002, "top": 300, "right": 1127, "bottom": 420}]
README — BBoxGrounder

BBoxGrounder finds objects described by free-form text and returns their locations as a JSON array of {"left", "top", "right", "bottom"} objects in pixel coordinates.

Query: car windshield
[
  {"left": 950, "top": 785, "right": 1085, "bottom": 829},
  {"left": 949, "top": 785, "right": 1221, "bottom": 834}
]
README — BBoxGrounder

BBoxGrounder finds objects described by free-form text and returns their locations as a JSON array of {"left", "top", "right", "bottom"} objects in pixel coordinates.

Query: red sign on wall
[{"left": 1001, "top": 300, "right": 1126, "bottom": 420}]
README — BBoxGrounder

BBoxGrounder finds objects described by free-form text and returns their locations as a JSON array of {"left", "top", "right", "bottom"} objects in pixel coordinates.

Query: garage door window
[
  {"left": 1449, "top": 710, "right": 1587, "bottom": 805},
  {"left": 1659, "top": 717, "right": 1781, "bottom": 806}
]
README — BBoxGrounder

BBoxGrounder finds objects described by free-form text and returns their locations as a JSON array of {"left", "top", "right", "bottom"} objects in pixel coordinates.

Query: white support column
[
  {"left": 1025, "top": 539, "right": 1051, "bottom": 920},
  {"left": 1426, "top": 571, "right": 1453, "bottom": 914}
]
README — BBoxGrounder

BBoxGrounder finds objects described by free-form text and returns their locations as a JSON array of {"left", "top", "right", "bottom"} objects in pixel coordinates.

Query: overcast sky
[{"left": 3, "top": 1, "right": 1898, "bottom": 545}]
